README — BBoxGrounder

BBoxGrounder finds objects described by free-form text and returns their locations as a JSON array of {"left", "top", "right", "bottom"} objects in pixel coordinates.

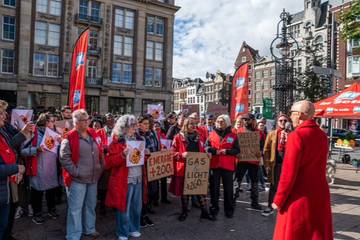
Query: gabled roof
[{"left": 234, "top": 41, "right": 260, "bottom": 67}]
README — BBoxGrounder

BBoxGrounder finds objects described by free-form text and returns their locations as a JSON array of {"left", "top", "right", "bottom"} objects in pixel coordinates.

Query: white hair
[
  {"left": 112, "top": 114, "right": 137, "bottom": 137},
  {"left": 72, "top": 109, "right": 89, "bottom": 124},
  {"left": 217, "top": 114, "right": 231, "bottom": 128}
]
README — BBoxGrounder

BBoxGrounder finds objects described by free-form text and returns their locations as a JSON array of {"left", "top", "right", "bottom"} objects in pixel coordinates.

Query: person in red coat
[
  {"left": 205, "top": 114, "right": 239, "bottom": 218},
  {"left": 105, "top": 115, "right": 148, "bottom": 240},
  {"left": 169, "top": 118, "right": 215, "bottom": 222},
  {"left": 272, "top": 100, "right": 333, "bottom": 240}
]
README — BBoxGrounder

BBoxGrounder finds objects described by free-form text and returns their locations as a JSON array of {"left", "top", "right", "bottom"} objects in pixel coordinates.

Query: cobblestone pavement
[{"left": 12, "top": 164, "right": 359, "bottom": 240}]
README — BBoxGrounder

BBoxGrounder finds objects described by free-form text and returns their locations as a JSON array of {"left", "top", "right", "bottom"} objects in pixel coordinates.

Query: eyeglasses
[
  {"left": 278, "top": 119, "right": 287, "bottom": 123},
  {"left": 241, "top": 118, "right": 250, "bottom": 121},
  {"left": 79, "top": 118, "right": 89, "bottom": 122}
]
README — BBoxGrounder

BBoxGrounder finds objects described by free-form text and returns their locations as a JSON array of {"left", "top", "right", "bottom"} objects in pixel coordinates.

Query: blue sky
[{"left": 173, "top": 0, "right": 347, "bottom": 79}]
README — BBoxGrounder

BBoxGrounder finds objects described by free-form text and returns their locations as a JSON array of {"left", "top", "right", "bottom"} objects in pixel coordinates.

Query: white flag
[
  {"left": 126, "top": 141, "right": 145, "bottom": 167},
  {"left": 40, "top": 127, "right": 61, "bottom": 154},
  {"left": 11, "top": 109, "right": 33, "bottom": 130}
]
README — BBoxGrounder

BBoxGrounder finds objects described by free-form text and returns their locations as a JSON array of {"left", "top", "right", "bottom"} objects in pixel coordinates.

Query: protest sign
[
  {"left": 183, "top": 152, "right": 210, "bottom": 195},
  {"left": 11, "top": 109, "right": 33, "bottom": 130},
  {"left": 160, "top": 139, "right": 172, "bottom": 150},
  {"left": 147, "top": 150, "right": 174, "bottom": 182},
  {"left": 55, "top": 120, "right": 73, "bottom": 138},
  {"left": 126, "top": 141, "right": 145, "bottom": 167},
  {"left": 40, "top": 127, "right": 61, "bottom": 154},
  {"left": 147, "top": 104, "right": 164, "bottom": 121},
  {"left": 237, "top": 132, "right": 261, "bottom": 162}
]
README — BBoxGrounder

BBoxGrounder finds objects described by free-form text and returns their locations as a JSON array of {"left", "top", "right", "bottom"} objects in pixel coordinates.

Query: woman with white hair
[
  {"left": 205, "top": 114, "right": 239, "bottom": 218},
  {"left": 105, "top": 115, "right": 147, "bottom": 240}
]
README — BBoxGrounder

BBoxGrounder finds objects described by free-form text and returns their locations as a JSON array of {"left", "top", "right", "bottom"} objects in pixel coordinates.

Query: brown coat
[{"left": 263, "top": 130, "right": 278, "bottom": 184}]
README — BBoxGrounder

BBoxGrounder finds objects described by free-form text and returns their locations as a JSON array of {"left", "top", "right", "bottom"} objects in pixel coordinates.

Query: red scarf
[
  {"left": 26, "top": 128, "right": 38, "bottom": 176},
  {"left": 277, "top": 129, "right": 287, "bottom": 152},
  {"left": 63, "top": 128, "right": 102, "bottom": 187},
  {"left": 0, "top": 134, "right": 16, "bottom": 165}
]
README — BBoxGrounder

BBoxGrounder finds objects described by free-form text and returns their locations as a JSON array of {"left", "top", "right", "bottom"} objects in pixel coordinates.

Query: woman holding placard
[
  {"left": 105, "top": 115, "right": 148, "bottom": 240},
  {"left": 170, "top": 118, "right": 215, "bottom": 222},
  {"left": 20, "top": 113, "right": 61, "bottom": 224},
  {"left": 205, "top": 114, "right": 240, "bottom": 218}
]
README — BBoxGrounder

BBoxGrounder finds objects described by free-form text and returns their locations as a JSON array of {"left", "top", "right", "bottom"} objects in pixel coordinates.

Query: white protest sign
[
  {"left": 11, "top": 109, "right": 33, "bottom": 130},
  {"left": 40, "top": 127, "right": 61, "bottom": 154},
  {"left": 126, "top": 141, "right": 146, "bottom": 167}
]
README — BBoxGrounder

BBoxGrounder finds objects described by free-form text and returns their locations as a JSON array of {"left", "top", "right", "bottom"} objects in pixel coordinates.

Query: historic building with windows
[{"left": 0, "top": 0, "right": 179, "bottom": 114}]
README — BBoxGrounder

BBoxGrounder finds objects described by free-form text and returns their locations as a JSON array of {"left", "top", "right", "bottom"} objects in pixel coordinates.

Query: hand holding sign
[{"left": 126, "top": 141, "right": 145, "bottom": 167}]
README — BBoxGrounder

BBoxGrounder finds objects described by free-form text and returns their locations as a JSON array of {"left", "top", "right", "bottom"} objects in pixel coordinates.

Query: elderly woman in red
[
  {"left": 169, "top": 118, "right": 215, "bottom": 222},
  {"left": 105, "top": 115, "right": 147, "bottom": 240}
]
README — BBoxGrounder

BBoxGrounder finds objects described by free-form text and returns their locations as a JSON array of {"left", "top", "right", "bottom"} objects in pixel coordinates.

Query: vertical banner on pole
[
  {"left": 230, "top": 63, "right": 249, "bottom": 122},
  {"left": 68, "top": 28, "right": 89, "bottom": 111}
]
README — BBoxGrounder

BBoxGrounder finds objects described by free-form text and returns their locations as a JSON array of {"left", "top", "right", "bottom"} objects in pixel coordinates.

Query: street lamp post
[{"left": 270, "top": 9, "right": 300, "bottom": 114}]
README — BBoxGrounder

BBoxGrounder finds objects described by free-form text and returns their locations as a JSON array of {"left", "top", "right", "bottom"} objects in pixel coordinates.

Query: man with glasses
[
  {"left": 262, "top": 113, "right": 290, "bottom": 217},
  {"left": 60, "top": 109, "right": 104, "bottom": 240}
]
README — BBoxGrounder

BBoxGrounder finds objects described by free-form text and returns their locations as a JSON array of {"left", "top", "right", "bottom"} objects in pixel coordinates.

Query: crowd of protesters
[{"left": 0, "top": 99, "right": 333, "bottom": 240}]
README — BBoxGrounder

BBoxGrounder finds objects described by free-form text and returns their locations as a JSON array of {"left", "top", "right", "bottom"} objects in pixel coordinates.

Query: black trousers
[
  {"left": 30, "top": 188, "right": 57, "bottom": 216},
  {"left": 181, "top": 195, "right": 206, "bottom": 212},
  {"left": 209, "top": 168, "right": 234, "bottom": 215},
  {"left": 268, "top": 162, "right": 283, "bottom": 208},
  {"left": 236, "top": 163, "right": 259, "bottom": 205},
  {"left": 3, "top": 191, "right": 15, "bottom": 240},
  {"left": 160, "top": 177, "right": 168, "bottom": 201}
]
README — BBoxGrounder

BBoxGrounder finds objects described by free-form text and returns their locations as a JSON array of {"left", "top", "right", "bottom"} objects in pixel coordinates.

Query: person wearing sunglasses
[{"left": 261, "top": 113, "right": 291, "bottom": 217}]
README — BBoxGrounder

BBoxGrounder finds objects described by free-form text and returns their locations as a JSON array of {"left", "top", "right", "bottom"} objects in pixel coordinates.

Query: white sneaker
[
  {"left": 14, "top": 207, "right": 23, "bottom": 219},
  {"left": 129, "top": 232, "right": 141, "bottom": 238},
  {"left": 118, "top": 237, "right": 128, "bottom": 240},
  {"left": 28, "top": 205, "right": 34, "bottom": 217}
]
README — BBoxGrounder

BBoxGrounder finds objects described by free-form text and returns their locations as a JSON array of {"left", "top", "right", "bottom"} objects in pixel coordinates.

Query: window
[
  {"left": 4, "top": 0, "right": 16, "bottom": 7},
  {"left": 349, "top": 39, "right": 360, "bottom": 51},
  {"left": 255, "top": 81, "right": 261, "bottom": 91},
  {"left": 1, "top": 49, "right": 15, "bottom": 73},
  {"left": 146, "top": 41, "right": 154, "bottom": 60},
  {"left": 112, "top": 63, "right": 133, "bottom": 84},
  {"left": 89, "top": 30, "right": 98, "bottom": 49},
  {"left": 115, "top": 8, "right": 135, "bottom": 30},
  {"left": 255, "top": 71, "right": 261, "bottom": 79},
  {"left": 3, "top": 16, "right": 15, "bottom": 40},
  {"left": 91, "top": 1, "right": 100, "bottom": 21},
  {"left": 263, "top": 81, "right": 270, "bottom": 90},
  {"left": 79, "top": 0, "right": 88, "bottom": 19},
  {"left": 155, "top": 42, "right": 163, "bottom": 61},
  {"left": 33, "top": 53, "right": 59, "bottom": 76},
  {"left": 35, "top": 22, "right": 60, "bottom": 46},
  {"left": 37, "top": 0, "right": 61, "bottom": 16},
  {"left": 147, "top": 16, "right": 164, "bottom": 36},
  {"left": 348, "top": 56, "right": 360, "bottom": 75},
  {"left": 145, "top": 67, "right": 153, "bottom": 86},
  {"left": 87, "top": 59, "right": 97, "bottom": 79},
  {"left": 124, "top": 37, "right": 133, "bottom": 57},
  {"left": 47, "top": 54, "right": 59, "bottom": 76},
  {"left": 113, "top": 35, "right": 123, "bottom": 55},
  {"left": 33, "top": 53, "right": 46, "bottom": 76},
  {"left": 263, "top": 70, "right": 269, "bottom": 78},
  {"left": 154, "top": 68, "right": 162, "bottom": 87},
  {"left": 241, "top": 56, "right": 246, "bottom": 62},
  {"left": 108, "top": 97, "right": 133, "bottom": 114},
  {"left": 270, "top": 68, "right": 275, "bottom": 76}
]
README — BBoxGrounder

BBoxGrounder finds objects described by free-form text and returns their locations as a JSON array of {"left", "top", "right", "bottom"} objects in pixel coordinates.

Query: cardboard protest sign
[
  {"left": 147, "top": 104, "right": 164, "bottom": 121},
  {"left": 147, "top": 150, "right": 174, "bottom": 182},
  {"left": 183, "top": 152, "right": 210, "bottom": 195},
  {"left": 55, "top": 120, "right": 73, "bottom": 138},
  {"left": 237, "top": 132, "right": 261, "bottom": 162},
  {"left": 11, "top": 109, "right": 33, "bottom": 130},
  {"left": 160, "top": 139, "right": 172, "bottom": 150},
  {"left": 40, "top": 127, "right": 61, "bottom": 154},
  {"left": 126, "top": 141, "right": 145, "bottom": 167},
  {"left": 181, "top": 104, "right": 199, "bottom": 116}
]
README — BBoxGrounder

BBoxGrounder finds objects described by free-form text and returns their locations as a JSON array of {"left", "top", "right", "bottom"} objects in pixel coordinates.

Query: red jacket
[
  {"left": 171, "top": 133, "right": 205, "bottom": 177},
  {"left": 96, "top": 128, "right": 108, "bottom": 147},
  {"left": 196, "top": 126, "right": 208, "bottom": 143},
  {"left": 207, "top": 130, "right": 238, "bottom": 171},
  {"left": 273, "top": 120, "right": 333, "bottom": 240},
  {"left": 25, "top": 128, "right": 39, "bottom": 176},
  {"left": 105, "top": 138, "right": 148, "bottom": 212}
]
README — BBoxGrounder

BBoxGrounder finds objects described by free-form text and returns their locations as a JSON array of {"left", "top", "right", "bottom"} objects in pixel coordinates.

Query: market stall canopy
[{"left": 315, "top": 83, "right": 360, "bottom": 119}]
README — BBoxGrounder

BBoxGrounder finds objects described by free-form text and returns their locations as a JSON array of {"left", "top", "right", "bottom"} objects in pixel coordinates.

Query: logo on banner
[
  {"left": 236, "top": 77, "right": 245, "bottom": 89},
  {"left": 336, "top": 92, "right": 360, "bottom": 101},
  {"left": 354, "top": 107, "right": 360, "bottom": 113},
  {"left": 326, "top": 108, "right": 334, "bottom": 113},
  {"left": 73, "top": 90, "right": 81, "bottom": 106},
  {"left": 235, "top": 104, "right": 245, "bottom": 113},
  {"left": 76, "top": 53, "right": 85, "bottom": 71}
]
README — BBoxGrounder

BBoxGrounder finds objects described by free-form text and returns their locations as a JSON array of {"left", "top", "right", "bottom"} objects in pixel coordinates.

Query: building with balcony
[{"left": 0, "top": 0, "right": 180, "bottom": 114}]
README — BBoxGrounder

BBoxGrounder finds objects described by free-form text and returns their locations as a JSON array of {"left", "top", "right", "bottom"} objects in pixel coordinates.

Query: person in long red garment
[{"left": 272, "top": 100, "right": 333, "bottom": 240}]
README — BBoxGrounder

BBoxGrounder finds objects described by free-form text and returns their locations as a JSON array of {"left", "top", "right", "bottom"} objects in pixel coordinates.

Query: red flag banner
[
  {"left": 230, "top": 63, "right": 249, "bottom": 121},
  {"left": 68, "top": 28, "right": 89, "bottom": 111}
]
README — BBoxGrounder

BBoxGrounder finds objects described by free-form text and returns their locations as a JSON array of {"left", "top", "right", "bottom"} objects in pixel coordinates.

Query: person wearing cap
[
  {"left": 166, "top": 113, "right": 185, "bottom": 141},
  {"left": 272, "top": 100, "right": 333, "bottom": 240},
  {"left": 162, "top": 112, "right": 177, "bottom": 136},
  {"left": 206, "top": 114, "right": 239, "bottom": 218},
  {"left": 261, "top": 113, "right": 290, "bottom": 217},
  {"left": 198, "top": 114, "right": 215, "bottom": 140},
  {"left": 234, "top": 113, "right": 262, "bottom": 210}
]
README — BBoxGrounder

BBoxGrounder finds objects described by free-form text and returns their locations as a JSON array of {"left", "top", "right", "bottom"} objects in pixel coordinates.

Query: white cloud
[{"left": 173, "top": 0, "right": 306, "bottom": 79}]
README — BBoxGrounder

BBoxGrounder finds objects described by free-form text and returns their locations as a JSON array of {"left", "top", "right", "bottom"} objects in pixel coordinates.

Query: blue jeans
[
  {"left": 0, "top": 203, "right": 10, "bottom": 240},
  {"left": 115, "top": 182, "right": 142, "bottom": 238},
  {"left": 66, "top": 182, "right": 97, "bottom": 240}
]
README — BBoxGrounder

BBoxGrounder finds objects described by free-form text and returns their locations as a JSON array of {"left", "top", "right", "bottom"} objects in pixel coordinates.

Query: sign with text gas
[
  {"left": 183, "top": 152, "right": 210, "bottom": 195},
  {"left": 147, "top": 150, "right": 174, "bottom": 182}
]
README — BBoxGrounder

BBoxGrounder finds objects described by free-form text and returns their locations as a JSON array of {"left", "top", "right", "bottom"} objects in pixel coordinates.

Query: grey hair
[
  {"left": 72, "top": 109, "right": 89, "bottom": 124},
  {"left": 217, "top": 114, "right": 231, "bottom": 128},
  {"left": 112, "top": 114, "right": 137, "bottom": 137}
]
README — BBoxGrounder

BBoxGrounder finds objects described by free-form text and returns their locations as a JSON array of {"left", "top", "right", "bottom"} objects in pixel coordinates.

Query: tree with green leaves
[{"left": 339, "top": 0, "right": 360, "bottom": 42}]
